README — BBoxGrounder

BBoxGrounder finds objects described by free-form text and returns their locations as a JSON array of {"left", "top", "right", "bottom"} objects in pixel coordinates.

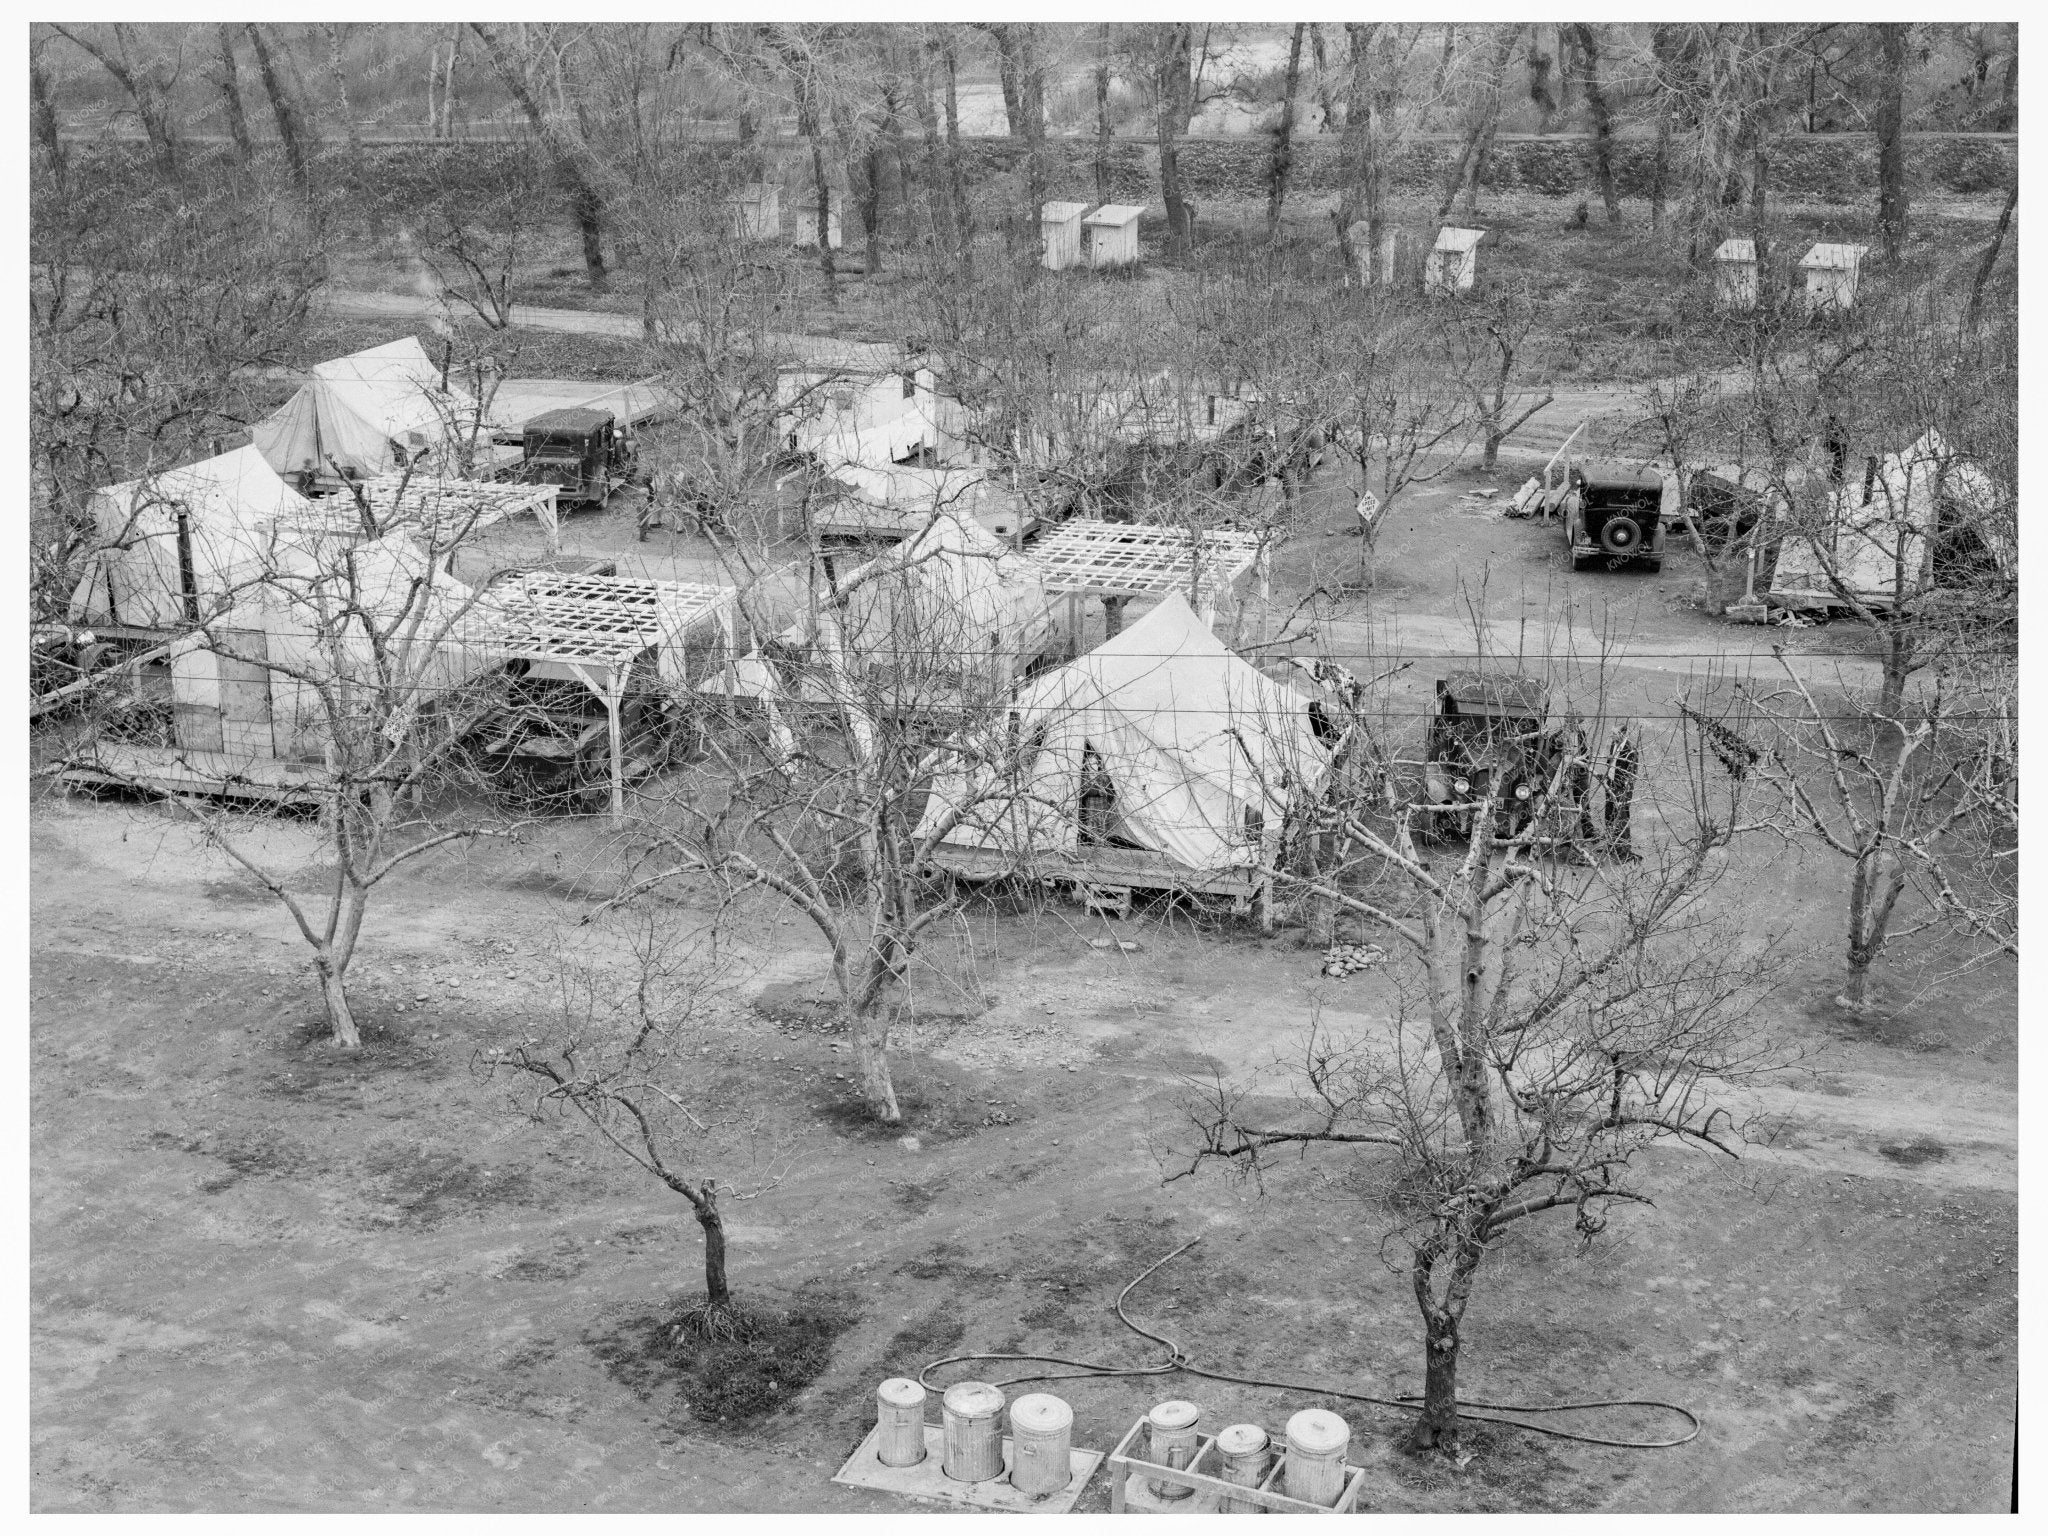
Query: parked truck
[{"left": 520, "top": 408, "right": 636, "bottom": 509}]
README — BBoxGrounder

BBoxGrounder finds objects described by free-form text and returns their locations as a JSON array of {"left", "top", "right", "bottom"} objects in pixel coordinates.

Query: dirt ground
[{"left": 30, "top": 460, "right": 2015, "bottom": 1512}]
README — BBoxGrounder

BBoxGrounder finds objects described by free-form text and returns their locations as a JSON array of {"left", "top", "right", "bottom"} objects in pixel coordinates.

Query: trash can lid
[
  {"left": 877, "top": 1377, "right": 926, "bottom": 1406},
  {"left": 942, "top": 1381, "right": 1006, "bottom": 1419},
  {"left": 1215, "top": 1423, "right": 1270, "bottom": 1456},
  {"left": 1011, "top": 1393, "right": 1074, "bottom": 1432},
  {"left": 1286, "top": 1408, "right": 1350, "bottom": 1455},
  {"left": 1148, "top": 1399, "right": 1202, "bottom": 1431}
]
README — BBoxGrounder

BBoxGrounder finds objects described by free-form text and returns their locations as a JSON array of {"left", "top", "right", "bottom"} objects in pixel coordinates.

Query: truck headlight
[
  {"left": 1515, "top": 785, "right": 1531, "bottom": 801},
  {"left": 1453, "top": 778, "right": 1470, "bottom": 795}
]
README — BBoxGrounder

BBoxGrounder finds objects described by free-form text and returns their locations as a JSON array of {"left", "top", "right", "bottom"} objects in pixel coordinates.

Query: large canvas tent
[
  {"left": 1770, "top": 430, "right": 2009, "bottom": 611},
  {"left": 253, "top": 337, "right": 479, "bottom": 482},
  {"left": 68, "top": 445, "right": 311, "bottom": 629},
  {"left": 917, "top": 591, "right": 1329, "bottom": 885}
]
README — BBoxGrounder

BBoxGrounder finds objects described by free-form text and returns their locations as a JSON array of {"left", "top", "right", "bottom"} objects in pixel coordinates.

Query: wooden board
[
  {"left": 831, "top": 1422, "right": 1102, "bottom": 1514},
  {"left": 928, "top": 840, "right": 1260, "bottom": 900},
  {"left": 61, "top": 743, "right": 332, "bottom": 808}
]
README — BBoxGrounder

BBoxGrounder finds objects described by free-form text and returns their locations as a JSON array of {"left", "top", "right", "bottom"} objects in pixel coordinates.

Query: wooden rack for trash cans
[{"left": 1104, "top": 1416, "right": 1368, "bottom": 1513}]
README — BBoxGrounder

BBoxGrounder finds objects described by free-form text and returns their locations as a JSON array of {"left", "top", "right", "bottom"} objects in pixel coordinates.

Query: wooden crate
[{"left": 1105, "top": 1418, "right": 1367, "bottom": 1514}]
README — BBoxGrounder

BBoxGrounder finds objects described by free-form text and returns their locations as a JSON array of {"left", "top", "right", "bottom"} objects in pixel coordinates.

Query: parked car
[
  {"left": 1567, "top": 461, "right": 1668, "bottom": 573},
  {"left": 1422, "top": 671, "right": 1561, "bottom": 840}
]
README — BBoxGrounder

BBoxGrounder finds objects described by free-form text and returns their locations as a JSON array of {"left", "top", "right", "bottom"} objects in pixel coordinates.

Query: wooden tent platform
[
  {"left": 60, "top": 743, "right": 333, "bottom": 807},
  {"left": 926, "top": 839, "right": 1262, "bottom": 906}
]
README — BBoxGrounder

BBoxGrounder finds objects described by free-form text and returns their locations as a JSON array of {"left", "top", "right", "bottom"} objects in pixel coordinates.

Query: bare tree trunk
[
  {"left": 1409, "top": 1232, "right": 1483, "bottom": 1453},
  {"left": 212, "top": 26, "right": 256, "bottom": 167},
  {"left": 1096, "top": 24, "right": 1115, "bottom": 206},
  {"left": 1157, "top": 23, "right": 1196, "bottom": 256},
  {"left": 320, "top": 23, "right": 363, "bottom": 166},
  {"left": 847, "top": 994, "right": 903, "bottom": 1123},
  {"left": 1442, "top": 25, "right": 1519, "bottom": 221},
  {"left": 909, "top": 42, "right": 955, "bottom": 256},
  {"left": 314, "top": 948, "right": 360, "bottom": 1047},
  {"left": 1266, "top": 24, "right": 1306, "bottom": 240},
  {"left": 1965, "top": 181, "right": 2016, "bottom": 328},
  {"left": 1571, "top": 23, "right": 1620, "bottom": 226},
  {"left": 942, "top": 38, "right": 974, "bottom": 267},
  {"left": 695, "top": 1195, "right": 731, "bottom": 1304},
  {"left": 246, "top": 24, "right": 310, "bottom": 198},
  {"left": 1649, "top": 26, "right": 1677, "bottom": 234},
  {"left": 1875, "top": 23, "right": 1910, "bottom": 263},
  {"left": 442, "top": 25, "right": 462, "bottom": 139},
  {"left": 29, "top": 43, "right": 67, "bottom": 182},
  {"left": 807, "top": 121, "right": 838, "bottom": 301}
]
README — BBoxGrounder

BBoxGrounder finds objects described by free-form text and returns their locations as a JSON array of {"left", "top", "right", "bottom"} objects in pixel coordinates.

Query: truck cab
[
  {"left": 1568, "top": 461, "right": 1668, "bottom": 573},
  {"left": 521, "top": 407, "right": 629, "bottom": 509}
]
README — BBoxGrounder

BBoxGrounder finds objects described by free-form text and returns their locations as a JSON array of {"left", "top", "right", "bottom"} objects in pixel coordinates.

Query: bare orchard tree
[
  {"left": 1447, "top": 278, "right": 1556, "bottom": 474},
  {"left": 55, "top": 486, "right": 524, "bottom": 1046},
  {"left": 595, "top": 513, "right": 1053, "bottom": 1122},
  {"left": 1746, "top": 652, "right": 2009, "bottom": 1010},
  {"left": 1176, "top": 638, "right": 1787, "bottom": 1451},
  {"left": 481, "top": 907, "right": 783, "bottom": 1337}
]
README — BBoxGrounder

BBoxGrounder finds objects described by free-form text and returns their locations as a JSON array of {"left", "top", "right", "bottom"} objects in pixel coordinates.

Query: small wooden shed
[
  {"left": 1800, "top": 243, "right": 1868, "bottom": 315},
  {"left": 1425, "top": 227, "right": 1485, "bottom": 295},
  {"left": 1041, "top": 201, "right": 1089, "bottom": 271},
  {"left": 725, "top": 183, "right": 780, "bottom": 242},
  {"left": 1082, "top": 204, "right": 1145, "bottom": 269},
  {"left": 1713, "top": 238, "right": 1758, "bottom": 311},
  {"left": 792, "top": 192, "right": 844, "bottom": 251}
]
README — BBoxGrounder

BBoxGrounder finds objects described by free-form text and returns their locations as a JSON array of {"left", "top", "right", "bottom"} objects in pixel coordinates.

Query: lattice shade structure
[
  {"left": 284, "top": 474, "right": 562, "bottom": 551},
  {"left": 485, "top": 570, "right": 736, "bottom": 676},
  {"left": 479, "top": 570, "right": 738, "bottom": 822},
  {"left": 1027, "top": 519, "right": 1265, "bottom": 600}
]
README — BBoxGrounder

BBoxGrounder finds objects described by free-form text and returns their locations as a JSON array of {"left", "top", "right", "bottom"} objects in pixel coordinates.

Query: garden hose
[{"left": 918, "top": 1236, "right": 1701, "bottom": 1451}]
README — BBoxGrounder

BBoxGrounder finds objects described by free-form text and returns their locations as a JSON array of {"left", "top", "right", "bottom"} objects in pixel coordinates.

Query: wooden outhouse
[
  {"left": 1800, "top": 243, "right": 1868, "bottom": 315},
  {"left": 1041, "top": 201, "right": 1089, "bottom": 271},
  {"left": 1713, "top": 238, "right": 1758, "bottom": 311},
  {"left": 1082, "top": 204, "right": 1145, "bottom": 269},
  {"left": 725, "top": 183, "right": 780, "bottom": 242},
  {"left": 792, "top": 192, "right": 844, "bottom": 251},
  {"left": 1425, "top": 227, "right": 1485, "bottom": 295}
]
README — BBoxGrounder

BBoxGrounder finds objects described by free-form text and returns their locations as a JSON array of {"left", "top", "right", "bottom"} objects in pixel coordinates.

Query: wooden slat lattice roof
[
  {"left": 485, "top": 571, "right": 735, "bottom": 671},
  {"left": 283, "top": 473, "right": 558, "bottom": 543},
  {"left": 1026, "top": 519, "right": 1264, "bottom": 598}
]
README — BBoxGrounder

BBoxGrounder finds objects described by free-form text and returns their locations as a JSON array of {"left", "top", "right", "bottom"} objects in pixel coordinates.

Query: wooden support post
[
  {"left": 1067, "top": 593, "right": 1083, "bottom": 658},
  {"left": 604, "top": 669, "right": 625, "bottom": 827},
  {"left": 1259, "top": 548, "right": 1272, "bottom": 646}
]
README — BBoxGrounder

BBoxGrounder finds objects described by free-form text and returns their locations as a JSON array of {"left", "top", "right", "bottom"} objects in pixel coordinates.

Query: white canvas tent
[
  {"left": 1770, "top": 430, "right": 2008, "bottom": 610},
  {"left": 253, "top": 337, "right": 477, "bottom": 482},
  {"left": 916, "top": 591, "right": 1328, "bottom": 877},
  {"left": 68, "top": 445, "right": 312, "bottom": 629}
]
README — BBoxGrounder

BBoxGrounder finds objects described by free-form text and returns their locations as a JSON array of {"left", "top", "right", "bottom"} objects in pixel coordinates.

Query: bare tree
[
  {"left": 1749, "top": 654, "right": 2004, "bottom": 1010},
  {"left": 1176, "top": 640, "right": 1787, "bottom": 1453},
  {"left": 53, "top": 461, "right": 526, "bottom": 1045},
  {"left": 597, "top": 514, "right": 1055, "bottom": 1123},
  {"left": 50, "top": 23, "right": 184, "bottom": 179},
  {"left": 1569, "top": 23, "right": 1621, "bottom": 226},
  {"left": 1450, "top": 280, "right": 1555, "bottom": 473},
  {"left": 470, "top": 22, "right": 609, "bottom": 291},
  {"left": 483, "top": 912, "right": 782, "bottom": 1336}
]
